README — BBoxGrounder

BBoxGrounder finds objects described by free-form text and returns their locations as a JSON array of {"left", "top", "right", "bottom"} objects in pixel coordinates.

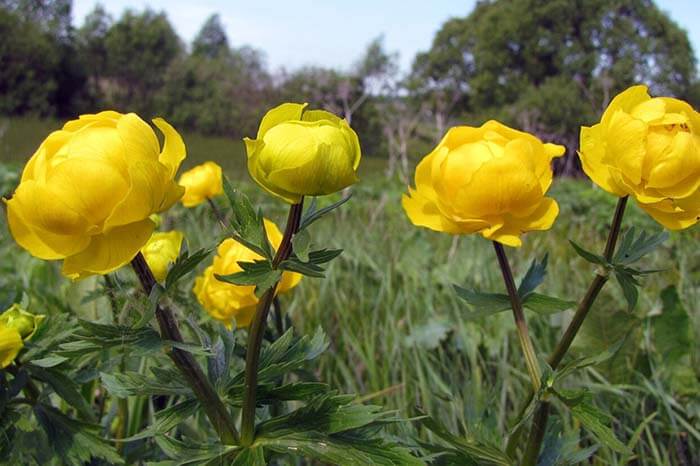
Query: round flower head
[
  {"left": 580, "top": 85, "right": 700, "bottom": 230},
  {"left": 402, "top": 120, "right": 565, "bottom": 247},
  {"left": 245, "top": 103, "right": 361, "bottom": 203},
  {"left": 141, "top": 230, "right": 184, "bottom": 282},
  {"left": 194, "top": 219, "right": 301, "bottom": 328},
  {"left": 5, "top": 111, "right": 186, "bottom": 279},
  {"left": 178, "top": 161, "right": 224, "bottom": 207}
]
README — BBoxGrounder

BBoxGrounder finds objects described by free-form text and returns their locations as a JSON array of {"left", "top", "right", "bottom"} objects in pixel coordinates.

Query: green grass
[{"left": 1, "top": 117, "right": 698, "bottom": 464}]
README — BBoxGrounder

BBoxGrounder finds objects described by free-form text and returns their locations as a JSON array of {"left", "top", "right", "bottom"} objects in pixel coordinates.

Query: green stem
[
  {"left": 493, "top": 241, "right": 542, "bottom": 391},
  {"left": 130, "top": 253, "right": 239, "bottom": 445},
  {"left": 521, "top": 196, "right": 628, "bottom": 466},
  {"left": 206, "top": 197, "right": 227, "bottom": 229},
  {"left": 240, "top": 200, "right": 304, "bottom": 447}
]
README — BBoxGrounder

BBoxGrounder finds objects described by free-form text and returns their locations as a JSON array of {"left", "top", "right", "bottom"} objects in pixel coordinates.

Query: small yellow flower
[
  {"left": 178, "top": 161, "right": 224, "bottom": 207},
  {"left": 141, "top": 231, "right": 184, "bottom": 282},
  {"left": 0, "top": 323, "right": 22, "bottom": 369},
  {"left": 402, "top": 120, "right": 564, "bottom": 247},
  {"left": 5, "top": 111, "right": 186, "bottom": 279},
  {"left": 579, "top": 85, "right": 700, "bottom": 230},
  {"left": 194, "top": 219, "right": 301, "bottom": 328},
  {"left": 245, "top": 103, "right": 361, "bottom": 203},
  {"left": 0, "top": 304, "right": 45, "bottom": 340}
]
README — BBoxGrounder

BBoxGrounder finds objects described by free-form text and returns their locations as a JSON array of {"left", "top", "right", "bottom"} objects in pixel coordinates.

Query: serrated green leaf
[
  {"left": 222, "top": 176, "right": 272, "bottom": 259},
  {"left": 299, "top": 194, "right": 352, "bottom": 231},
  {"left": 101, "top": 371, "right": 191, "bottom": 397},
  {"left": 165, "top": 247, "right": 213, "bottom": 290},
  {"left": 517, "top": 254, "right": 548, "bottom": 297},
  {"left": 292, "top": 229, "right": 312, "bottom": 262},
  {"left": 419, "top": 414, "right": 511, "bottom": 465},
  {"left": 123, "top": 399, "right": 200, "bottom": 442},
  {"left": 255, "top": 392, "right": 423, "bottom": 465},
  {"left": 613, "top": 228, "right": 669, "bottom": 265},
  {"left": 569, "top": 240, "right": 609, "bottom": 266},
  {"left": 454, "top": 285, "right": 511, "bottom": 317},
  {"left": 27, "top": 366, "right": 95, "bottom": 421},
  {"left": 562, "top": 398, "right": 631, "bottom": 455},
  {"left": 279, "top": 257, "right": 326, "bottom": 278},
  {"left": 29, "top": 355, "right": 68, "bottom": 368},
  {"left": 522, "top": 293, "right": 575, "bottom": 315},
  {"left": 216, "top": 260, "right": 281, "bottom": 297},
  {"left": 231, "top": 447, "right": 266, "bottom": 465},
  {"left": 34, "top": 404, "right": 123, "bottom": 464},
  {"left": 154, "top": 434, "right": 236, "bottom": 464},
  {"left": 555, "top": 338, "right": 625, "bottom": 382},
  {"left": 614, "top": 270, "right": 639, "bottom": 310}
]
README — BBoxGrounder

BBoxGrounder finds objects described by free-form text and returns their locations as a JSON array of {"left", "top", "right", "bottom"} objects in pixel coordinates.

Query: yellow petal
[
  {"left": 0, "top": 324, "right": 23, "bottom": 369},
  {"left": 601, "top": 85, "right": 650, "bottom": 127},
  {"left": 8, "top": 181, "right": 93, "bottom": 257},
  {"left": 105, "top": 160, "right": 184, "bottom": 229},
  {"left": 62, "top": 218, "right": 155, "bottom": 279},
  {"left": 638, "top": 200, "right": 699, "bottom": 230},
  {"left": 646, "top": 132, "right": 700, "bottom": 197},
  {"left": 117, "top": 113, "right": 160, "bottom": 163},
  {"left": 402, "top": 189, "right": 484, "bottom": 234},
  {"left": 603, "top": 110, "right": 647, "bottom": 185},
  {"left": 578, "top": 125, "right": 629, "bottom": 196},
  {"left": 257, "top": 102, "right": 307, "bottom": 139},
  {"left": 153, "top": 118, "right": 186, "bottom": 178}
]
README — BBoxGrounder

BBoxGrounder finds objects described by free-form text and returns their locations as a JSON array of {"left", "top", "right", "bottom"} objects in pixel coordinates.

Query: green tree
[
  {"left": 76, "top": 4, "right": 111, "bottom": 104},
  {"left": 0, "top": 7, "right": 58, "bottom": 115},
  {"left": 192, "top": 14, "right": 229, "bottom": 59},
  {"left": 103, "top": 9, "right": 181, "bottom": 115},
  {"left": 412, "top": 0, "right": 698, "bottom": 173}
]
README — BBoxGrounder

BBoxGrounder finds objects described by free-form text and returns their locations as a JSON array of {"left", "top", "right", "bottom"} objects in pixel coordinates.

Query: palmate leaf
[
  {"left": 165, "top": 247, "right": 213, "bottom": 291},
  {"left": 253, "top": 392, "right": 423, "bottom": 466},
  {"left": 299, "top": 194, "right": 352, "bottom": 231},
  {"left": 419, "top": 414, "right": 511, "bottom": 466},
  {"left": 228, "top": 328, "right": 328, "bottom": 391},
  {"left": 26, "top": 365, "right": 95, "bottom": 421},
  {"left": 222, "top": 175, "right": 273, "bottom": 260},
  {"left": 455, "top": 255, "right": 573, "bottom": 319},
  {"left": 34, "top": 403, "right": 123, "bottom": 465},
  {"left": 215, "top": 259, "right": 281, "bottom": 297},
  {"left": 553, "top": 391, "right": 631, "bottom": 455},
  {"left": 101, "top": 371, "right": 191, "bottom": 397},
  {"left": 153, "top": 434, "right": 237, "bottom": 465},
  {"left": 123, "top": 399, "right": 200, "bottom": 442},
  {"left": 280, "top": 248, "right": 344, "bottom": 278},
  {"left": 613, "top": 227, "right": 669, "bottom": 265}
]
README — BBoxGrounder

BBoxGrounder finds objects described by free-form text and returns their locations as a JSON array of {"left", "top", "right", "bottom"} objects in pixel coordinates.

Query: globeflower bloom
[
  {"left": 5, "top": 111, "right": 186, "bottom": 279},
  {"left": 0, "top": 305, "right": 44, "bottom": 368},
  {"left": 141, "top": 231, "right": 184, "bottom": 282},
  {"left": 403, "top": 121, "right": 565, "bottom": 247},
  {"left": 580, "top": 85, "right": 700, "bottom": 230},
  {"left": 178, "top": 161, "right": 224, "bottom": 207},
  {"left": 244, "top": 103, "right": 361, "bottom": 203},
  {"left": 194, "top": 219, "right": 301, "bottom": 328}
]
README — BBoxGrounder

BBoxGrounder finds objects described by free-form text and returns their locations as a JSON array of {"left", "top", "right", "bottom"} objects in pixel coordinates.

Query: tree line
[{"left": 1, "top": 0, "right": 698, "bottom": 175}]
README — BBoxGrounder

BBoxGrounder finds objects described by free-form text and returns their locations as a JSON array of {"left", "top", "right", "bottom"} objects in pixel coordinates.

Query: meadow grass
[{"left": 1, "top": 117, "right": 698, "bottom": 464}]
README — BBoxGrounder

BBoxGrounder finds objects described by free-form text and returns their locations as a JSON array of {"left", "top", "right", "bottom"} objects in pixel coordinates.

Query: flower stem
[
  {"left": 130, "top": 253, "right": 239, "bottom": 445},
  {"left": 206, "top": 197, "right": 227, "bottom": 229},
  {"left": 521, "top": 196, "right": 628, "bottom": 466},
  {"left": 240, "top": 200, "right": 304, "bottom": 447},
  {"left": 492, "top": 241, "right": 542, "bottom": 391}
]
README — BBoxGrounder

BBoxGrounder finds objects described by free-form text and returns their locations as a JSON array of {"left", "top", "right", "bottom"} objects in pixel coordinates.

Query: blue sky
[{"left": 72, "top": 0, "right": 700, "bottom": 73}]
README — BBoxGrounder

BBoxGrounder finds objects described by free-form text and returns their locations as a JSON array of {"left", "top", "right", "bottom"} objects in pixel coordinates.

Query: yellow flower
[
  {"left": 402, "top": 121, "right": 564, "bottom": 247},
  {"left": 0, "top": 323, "right": 22, "bottom": 369},
  {"left": 244, "top": 103, "right": 361, "bottom": 203},
  {"left": 194, "top": 219, "right": 302, "bottom": 328},
  {"left": 0, "top": 304, "right": 44, "bottom": 340},
  {"left": 141, "top": 231, "right": 184, "bottom": 282},
  {"left": 580, "top": 85, "right": 700, "bottom": 230},
  {"left": 178, "top": 161, "right": 224, "bottom": 207},
  {"left": 5, "top": 111, "right": 186, "bottom": 279}
]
